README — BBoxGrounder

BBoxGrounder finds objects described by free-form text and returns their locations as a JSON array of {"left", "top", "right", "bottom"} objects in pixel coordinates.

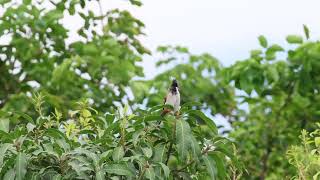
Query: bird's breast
[{"left": 165, "top": 91, "right": 180, "bottom": 112}]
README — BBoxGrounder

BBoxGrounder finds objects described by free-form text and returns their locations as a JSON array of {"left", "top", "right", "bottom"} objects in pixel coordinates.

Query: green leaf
[
  {"left": 315, "top": 137, "right": 320, "bottom": 147},
  {"left": 266, "top": 66, "right": 279, "bottom": 82},
  {"left": 250, "top": 49, "right": 262, "bottom": 57},
  {"left": 265, "top": 44, "right": 283, "bottom": 61},
  {"left": 68, "top": 160, "right": 91, "bottom": 179},
  {"left": 46, "top": 10, "right": 64, "bottom": 22},
  {"left": 286, "top": 35, "right": 303, "bottom": 44},
  {"left": 96, "top": 169, "right": 106, "bottom": 180},
  {"left": 176, "top": 46, "right": 189, "bottom": 53},
  {"left": 52, "top": 174, "right": 62, "bottom": 180},
  {"left": 258, "top": 35, "right": 268, "bottom": 48},
  {"left": 142, "top": 115, "right": 162, "bottom": 122},
  {"left": 187, "top": 110, "right": 218, "bottom": 134},
  {"left": 105, "top": 164, "right": 134, "bottom": 177},
  {"left": 132, "top": 129, "right": 145, "bottom": 146},
  {"left": 0, "top": 143, "right": 12, "bottom": 166},
  {"left": 15, "top": 152, "right": 27, "bottom": 180},
  {"left": 153, "top": 144, "right": 166, "bottom": 163},
  {"left": 80, "top": 0, "right": 85, "bottom": 8},
  {"left": 268, "top": 44, "right": 284, "bottom": 52},
  {"left": 129, "top": 0, "right": 143, "bottom": 6},
  {"left": 14, "top": 111, "right": 34, "bottom": 124},
  {"left": 148, "top": 105, "right": 166, "bottom": 112},
  {"left": 69, "top": 5, "right": 75, "bottom": 15},
  {"left": 180, "top": 101, "right": 203, "bottom": 110},
  {"left": 203, "top": 155, "right": 217, "bottom": 180},
  {"left": 112, "top": 146, "right": 124, "bottom": 162},
  {"left": 176, "top": 119, "right": 192, "bottom": 161},
  {"left": 214, "top": 146, "right": 237, "bottom": 163},
  {"left": 145, "top": 166, "right": 155, "bottom": 180},
  {"left": 209, "top": 153, "right": 227, "bottom": 180},
  {"left": 82, "top": 109, "right": 91, "bottom": 118},
  {"left": 45, "top": 128, "right": 70, "bottom": 143},
  {"left": 0, "top": 118, "right": 9, "bottom": 133},
  {"left": 72, "top": 148, "right": 99, "bottom": 166},
  {"left": 142, "top": 147, "right": 153, "bottom": 159},
  {"left": 98, "top": 150, "right": 113, "bottom": 165},
  {"left": 0, "top": 0, "right": 11, "bottom": 6},
  {"left": 3, "top": 168, "right": 15, "bottom": 180},
  {"left": 250, "top": 49, "right": 263, "bottom": 61},
  {"left": 159, "top": 163, "right": 170, "bottom": 178},
  {"left": 265, "top": 52, "right": 276, "bottom": 61},
  {"left": 163, "top": 104, "right": 174, "bottom": 111},
  {"left": 23, "top": 0, "right": 31, "bottom": 5},
  {"left": 190, "top": 136, "right": 201, "bottom": 159},
  {"left": 303, "top": 24, "right": 310, "bottom": 39},
  {"left": 156, "top": 57, "right": 176, "bottom": 66},
  {"left": 0, "top": 130, "right": 12, "bottom": 142}
]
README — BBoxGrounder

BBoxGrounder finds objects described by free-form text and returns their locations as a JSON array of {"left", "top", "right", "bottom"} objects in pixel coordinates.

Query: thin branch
[{"left": 138, "top": 162, "right": 149, "bottom": 180}]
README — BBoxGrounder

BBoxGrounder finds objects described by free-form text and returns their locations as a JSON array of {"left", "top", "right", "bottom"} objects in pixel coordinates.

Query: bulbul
[{"left": 161, "top": 79, "right": 180, "bottom": 116}]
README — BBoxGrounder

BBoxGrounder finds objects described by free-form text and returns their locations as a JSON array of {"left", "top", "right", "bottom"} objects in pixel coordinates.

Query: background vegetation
[{"left": 0, "top": 0, "right": 319, "bottom": 179}]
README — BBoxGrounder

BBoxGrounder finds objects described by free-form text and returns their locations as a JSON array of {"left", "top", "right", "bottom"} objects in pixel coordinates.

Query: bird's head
[
  {"left": 171, "top": 79, "right": 178, "bottom": 88},
  {"left": 170, "top": 79, "right": 179, "bottom": 94}
]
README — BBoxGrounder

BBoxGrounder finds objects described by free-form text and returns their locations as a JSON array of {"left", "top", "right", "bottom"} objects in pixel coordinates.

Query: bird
[{"left": 161, "top": 79, "right": 180, "bottom": 116}]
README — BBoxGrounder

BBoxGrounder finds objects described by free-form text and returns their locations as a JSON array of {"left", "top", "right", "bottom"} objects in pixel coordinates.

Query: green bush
[
  {"left": 0, "top": 94, "right": 240, "bottom": 179},
  {"left": 287, "top": 124, "right": 320, "bottom": 179}
]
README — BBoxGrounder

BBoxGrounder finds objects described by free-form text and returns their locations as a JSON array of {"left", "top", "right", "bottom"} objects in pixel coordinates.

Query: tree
[
  {"left": 0, "top": 0, "right": 149, "bottom": 115},
  {"left": 0, "top": 0, "right": 241, "bottom": 179},
  {"left": 225, "top": 27, "right": 320, "bottom": 178}
]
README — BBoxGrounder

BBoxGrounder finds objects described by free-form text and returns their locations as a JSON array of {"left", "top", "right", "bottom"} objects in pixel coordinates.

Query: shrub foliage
[
  {"left": 1, "top": 0, "right": 320, "bottom": 179},
  {"left": 0, "top": 94, "right": 239, "bottom": 179}
]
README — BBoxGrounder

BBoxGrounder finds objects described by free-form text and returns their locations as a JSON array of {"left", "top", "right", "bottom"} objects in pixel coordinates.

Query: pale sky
[{"left": 91, "top": 0, "right": 320, "bottom": 78}]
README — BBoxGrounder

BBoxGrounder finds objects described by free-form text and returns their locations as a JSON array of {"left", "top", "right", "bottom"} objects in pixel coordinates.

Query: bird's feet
[{"left": 174, "top": 111, "right": 180, "bottom": 118}]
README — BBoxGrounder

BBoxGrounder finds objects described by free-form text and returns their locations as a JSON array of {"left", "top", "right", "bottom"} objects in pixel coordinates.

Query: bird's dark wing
[
  {"left": 163, "top": 96, "right": 167, "bottom": 104},
  {"left": 161, "top": 95, "right": 170, "bottom": 116}
]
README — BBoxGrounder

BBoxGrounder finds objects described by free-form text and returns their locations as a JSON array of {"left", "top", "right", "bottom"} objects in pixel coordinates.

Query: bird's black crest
[
  {"left": 171, "top": 79, "right": 178, "bottom": 87},
  {"left": 170, "top": 79, "right": 178, "bottom": 94}
]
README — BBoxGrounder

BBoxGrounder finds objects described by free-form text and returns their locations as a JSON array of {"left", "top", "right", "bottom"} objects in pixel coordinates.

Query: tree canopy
[{"left": 0, "top": 0, "right": 319, "bottom": 179}]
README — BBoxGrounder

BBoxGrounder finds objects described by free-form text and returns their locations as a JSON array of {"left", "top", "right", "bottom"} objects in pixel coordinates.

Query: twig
[{"left": 138, "top": 162, "right": 149, "bottom": 180}]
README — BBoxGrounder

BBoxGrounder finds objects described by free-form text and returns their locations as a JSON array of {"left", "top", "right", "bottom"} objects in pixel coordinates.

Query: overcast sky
[{"left": 84, "top": 0, "right": 320, "bottom": 78}]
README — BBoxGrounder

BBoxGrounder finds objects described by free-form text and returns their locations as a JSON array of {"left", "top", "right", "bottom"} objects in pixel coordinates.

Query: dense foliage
[
  {"left": 1, "top": 0, "right": 320, "bottom": 179},
  {"left": 287, "top": 124, "right": 320, "bottom": 179},
  {"left": 0, "top": 0, "right": 149, "bottom": 114},
  {"left": 0, "top": 94, "right": 238, "bottom": 179},
  {"left": 225, "top": 28, "right": 320, "bottom": 179}
]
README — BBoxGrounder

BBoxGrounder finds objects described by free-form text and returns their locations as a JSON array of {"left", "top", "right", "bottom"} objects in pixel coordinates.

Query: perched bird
[{"left": 161, "top": 79, "right": 180, "bottom": 116}]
